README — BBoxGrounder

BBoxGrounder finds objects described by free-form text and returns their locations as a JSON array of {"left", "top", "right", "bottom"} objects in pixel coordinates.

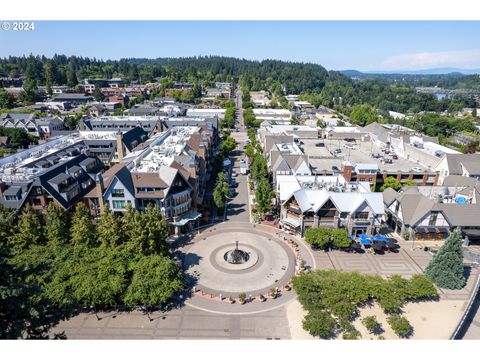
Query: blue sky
[{"left": 1, "top": 21, "right": 479, "bottom": 71}]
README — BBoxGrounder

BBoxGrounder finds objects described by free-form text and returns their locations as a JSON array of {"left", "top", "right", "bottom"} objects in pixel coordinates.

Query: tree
[
  {"left": 0, "top": 88, "right": 15, "bottom": 109},
  {"left": 219, "top": 135, "right": 237, "bottom": 158},
  {"left": 349, "top": 104, "right": 379, "bottom": 126},
  {"left": 380, "top": 176, "right": 402, "bottom": 191},
  {"left": 250, "top": 154, "right": 268, "bottom": 182},
  {"left": 19, "top": 79, "right": 38, "bottom": 105},
  {"left": 9, "top": 204, "right": 44, "bottom": 250},
  {"left": 45, "top": 203, "right": 68, "bottom": 248},
  {"left": 424, "top": 229, "right": 465, "bottom": 289},
  {"left": 304, "top": 227, "right": 331, "bottom": 249},
  {"left": 70, "top": 202, "right": 96, "bottom": 247},
  {"left": 124, "top": 255, "right": 184, "bottom": 307},
  {"left": 97, "top": 204, "right": 122, "bottom": 249},
  {"left": 213, "top": 172, "right": 229, "bottom": 210},
  {"left": 93, "top": 87, "right": 105, "bottom": 102},
  {"left": 255, "top": 178, "right": 273, "bottom": 217},
  {"left": 143, "top": 204, "right": 169, "bottom": 255}
]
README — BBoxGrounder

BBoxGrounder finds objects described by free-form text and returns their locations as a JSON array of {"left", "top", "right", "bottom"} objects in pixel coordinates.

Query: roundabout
[{"left": 179, "top": 222, "right": 316, "bottom": 314}]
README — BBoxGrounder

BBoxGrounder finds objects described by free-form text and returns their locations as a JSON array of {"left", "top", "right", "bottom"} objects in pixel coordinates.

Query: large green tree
[
  {"left": 45, "top": 203, "right": 68, "bottom": 248},
  {"left": 213, "top": 172, "right": 229, "bottom": 210},
  {"left": 424, "top": 229, "right": 466, "bottom": 289},
  {"left": 97, "top": 204, "right": 123, "bottom": 249},
  {"left": 255, "top": 178, "right": 273, "bottom": 217},
  {"left": 124, "top": 255, "right": 184, "bottom": 307},
  {"left": 349, "top": 104, "right": 379, "bottom": 126},
  {"left": 70, "top": 202, "right": 96, "bottom": 247},
  {"left": 9, "top": 204, "right": 44, "bottom": 250}
]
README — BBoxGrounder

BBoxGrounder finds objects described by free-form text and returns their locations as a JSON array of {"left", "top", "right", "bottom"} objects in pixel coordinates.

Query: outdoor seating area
[{"left": 346, "top": 234, "right": 399, "bottom": 254}]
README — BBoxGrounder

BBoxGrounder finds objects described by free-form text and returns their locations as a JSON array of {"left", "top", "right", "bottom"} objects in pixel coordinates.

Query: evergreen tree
[
  {"left": 70, "top": 202, "right": 96, "bottom": 247},
  {"left": 45, "top": 203, "right": 68, "bottom": 248},
  {"left": 424, "top": 229, "right": 465, "bottom": 289},
  {"left": 9, "top": 204, "right": 44, "bottom": 250},
  {"left": 97, "top": 204, "right": 122, "bottom": 249}
]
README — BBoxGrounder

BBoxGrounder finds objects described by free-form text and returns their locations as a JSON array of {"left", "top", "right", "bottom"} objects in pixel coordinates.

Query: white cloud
[{"left": 379, "top": 49, "right": 480, "bottom": 70}]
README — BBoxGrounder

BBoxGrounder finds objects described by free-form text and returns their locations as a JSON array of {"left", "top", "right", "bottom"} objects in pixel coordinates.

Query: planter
[
  {"left": 228, "top": 297, "right": 235, "bottom": 304},
  {"left": 259, "top": 295, "right": 266, "bottom": 302}
]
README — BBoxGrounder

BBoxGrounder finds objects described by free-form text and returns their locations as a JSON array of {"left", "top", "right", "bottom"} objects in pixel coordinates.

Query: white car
[{"left": 411, "top": 167, "right": 423, "bottom": 172}]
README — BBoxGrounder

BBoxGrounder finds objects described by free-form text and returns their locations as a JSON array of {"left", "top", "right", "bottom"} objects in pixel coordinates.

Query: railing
[{"left": 450, "top": 273, "right": 480, "bottom": 339}]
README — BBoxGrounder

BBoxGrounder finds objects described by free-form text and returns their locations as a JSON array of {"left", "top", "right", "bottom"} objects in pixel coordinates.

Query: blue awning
[
  {"left": 348, "top": 235, "right": 355, "bottom": 241},
  {"left": 372, "top": 235, "right": 389, "bottom": 243},
  {"left": 357, "top": 233, "right": 371, "bottom": 240},
  {"left": 360, "top": 239, "right": 371, "bottom": 245}
]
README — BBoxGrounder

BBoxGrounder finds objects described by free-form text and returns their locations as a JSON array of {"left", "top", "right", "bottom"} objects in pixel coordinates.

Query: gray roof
[
  {"left": 445, "top": 154, "right": 480, "bottom": 175},
  {"left": 363, "top": 122, "right": 390, "bottom": 144},
  {"left": 382, "top": 187, "right": 398, "bottom": 206}
]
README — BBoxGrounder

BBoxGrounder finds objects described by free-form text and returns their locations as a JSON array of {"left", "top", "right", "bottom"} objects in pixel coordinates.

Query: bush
[
  {"left": 304, "top": 227, "right": 331, "bottom": 249},
  {"left": 331, "top": 229, "right": 350, "bottom": 249},
  {"left": 238, "top": 292, "right": 246, "bottom": 303},
  {"left": 362, "top": 316, "right": 383, "bottom": 335},
  {"left": 342, "top": 329, "right": 361, "bottom": 340},
  {"left": 402, "top": 230, "right": 410, "bottom": 240},
  {"left": 302, "top": 310, "right": 337, "bottom": 339},
  {"left": 406, "top": 274, "right": 437, "bottom": 299},
  {"left": 387, "top": 314, "right": 412, "bottom": 338}
]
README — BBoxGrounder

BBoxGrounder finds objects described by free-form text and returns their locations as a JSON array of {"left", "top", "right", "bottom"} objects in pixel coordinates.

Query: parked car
[
  {"left": 316, "top": 142, "right": 325, "bottom": 147},
  {"left": 334, "top": 148, "right": 342, "bottom": 154},
  {"left": 232, "top": 171, "right": 238, "bottom": 177},
  {"left": 411, "top": 166, "right": 423, "bottom": 172},
  {"left": 344, "top": 143, "right": 356, "bottom": 150},
  {"left": 392, "top": 154, "right": 398, "bottom": 160}
]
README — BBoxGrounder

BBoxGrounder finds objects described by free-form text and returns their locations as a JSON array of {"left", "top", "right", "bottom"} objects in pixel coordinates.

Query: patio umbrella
[
  {"left": 373, "top": 242, "right": 384, "bottom": 251},
  {"left": 348, "top": 235, "right": 355, "bottom": 241},
  {"left": 350, "top": 242, "right": 362, "bottom": 250},
  {"left": 357, "top": 234, "right": 371, "bottom": 240},
  {"left": 372, "top": 235, "right": 388, "bottom": 243},
  {"left": 360, "top": 238, "right": 371, "bottom": 245}
]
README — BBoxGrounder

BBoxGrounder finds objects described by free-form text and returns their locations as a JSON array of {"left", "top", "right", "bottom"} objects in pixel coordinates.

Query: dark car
[
  {"left": 332, "top": 166, "right": 340, "bottom": 172},
  {"left": 392, "top": 154, "right": 398, "bottom": 160},
  {"left": 316, "top": 142, "right": 325, "bottom": 147}
]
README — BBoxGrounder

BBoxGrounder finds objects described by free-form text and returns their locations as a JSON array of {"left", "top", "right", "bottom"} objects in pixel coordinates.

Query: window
[
  {"left": 429, "top": 212, "right": 438, "bottom": 226},
  {"left": 355, "top": 212, "right": 369, "bottom": 220},
  {"left": 112, "top": 189, "right": 125, "bottom": 198},
  {"left": 112, "top": 200, "right": 126, "bottom": 209}
]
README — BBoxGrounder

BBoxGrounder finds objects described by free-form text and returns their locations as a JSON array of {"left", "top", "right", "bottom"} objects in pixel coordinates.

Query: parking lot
[{"left": 304, "top": 137, "right": 429, "bottom": 173}]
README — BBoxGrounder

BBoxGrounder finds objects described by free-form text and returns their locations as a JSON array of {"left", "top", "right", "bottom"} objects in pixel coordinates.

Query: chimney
[
  {"left": 79, "top": 120, "right": 86, "bottom": 131},
  {"left": 341, "top": 161, "right": 353, "bottom": 182},
  {"left": 116, "top": 132, "right": 124, "bottom": 162},
  {"left": 95, "top": 174, "right": 105, "bottom": 213}
]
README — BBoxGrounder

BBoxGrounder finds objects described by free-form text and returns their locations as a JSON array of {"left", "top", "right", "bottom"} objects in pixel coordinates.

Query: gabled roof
[
  {"left": 382, "top": 187, "right": 399, "bottom": 206},
  {"left": 444, "top": 154, "right": 480, "bottom": 175}
]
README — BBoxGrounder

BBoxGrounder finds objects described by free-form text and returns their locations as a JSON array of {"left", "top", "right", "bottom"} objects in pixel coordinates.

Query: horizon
[{"left": 1, "top": 21, "right": 480, "bottom": 72}]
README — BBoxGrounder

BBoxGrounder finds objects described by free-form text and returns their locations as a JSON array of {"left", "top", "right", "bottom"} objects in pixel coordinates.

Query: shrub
[
  {"left": 304, "top": 227, "right": 331, "bottom": 249},
  {"left": 362, "top": 316, "right": 383, "bottom": 334},
  {"left": 406, "top": 274, "right": 437, "bottom": 299},
  {"left": 387, "top": 314, "right": 412, "bottom": 338},
  {"left": 302, "top": 310, "right": 337, "bottom": 339},
  {"left": 331, "top": 229, "right": 350, "bottom": 249},
  {"left": 238, "top": 292, "right": 246, "bottom": 303},
  {"left": 342, "top": 329, "right": 361, "bottom": 340},
  {"left": 402, "top": 230, "right": 410, "bottom": 240}
]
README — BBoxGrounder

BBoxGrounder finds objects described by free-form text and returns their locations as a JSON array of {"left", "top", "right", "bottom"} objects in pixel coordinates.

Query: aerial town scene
[{"left": 0, "top": 17, "right": 479, "bottom": 347}]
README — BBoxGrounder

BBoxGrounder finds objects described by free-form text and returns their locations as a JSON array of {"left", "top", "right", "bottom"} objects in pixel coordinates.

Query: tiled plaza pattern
[{"left": 52, "top": 306, "right": 290, "bottom": 339}]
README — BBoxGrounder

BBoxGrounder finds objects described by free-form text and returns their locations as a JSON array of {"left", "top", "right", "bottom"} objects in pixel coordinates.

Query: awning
[
  {"left": 169, "top": 211, "right": 202, "bottom": 226},
  {"left": 282, "top": 217, "right": 301, "bottom": 228},
  {"left": 357, "top": 234, "right": 372, "bottom": 240},
  {"left": 360, "top": 239, "right": 371, "bottom": 245}
]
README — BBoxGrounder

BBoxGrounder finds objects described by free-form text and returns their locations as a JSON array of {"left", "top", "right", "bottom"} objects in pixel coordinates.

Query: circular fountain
[{"left": 224, "top": 241, "right": 250, "bottom": 264}]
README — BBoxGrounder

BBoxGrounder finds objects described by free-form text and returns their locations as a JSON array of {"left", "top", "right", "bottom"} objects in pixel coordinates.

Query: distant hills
[{"left": 341, "top": 68, "right": 480, "bottom": 76}]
